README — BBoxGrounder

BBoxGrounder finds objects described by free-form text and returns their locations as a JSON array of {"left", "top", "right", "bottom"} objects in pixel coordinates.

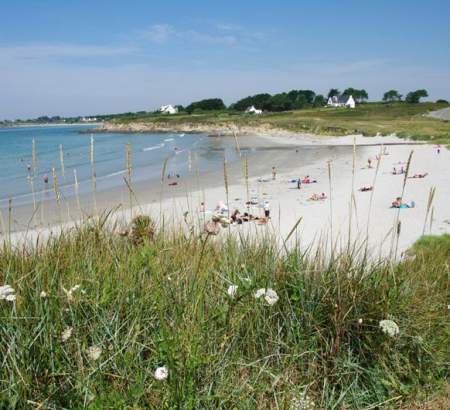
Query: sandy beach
[{"left": 3, "top": 132, "right": 449, "bottom": 257}]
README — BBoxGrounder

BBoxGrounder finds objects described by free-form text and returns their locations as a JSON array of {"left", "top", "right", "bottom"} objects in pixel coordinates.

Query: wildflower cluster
[
  {"left": 0, "top": 285, "right": 16, "bottom": 302},
  {"left": 254, "top": 288, "right": 279, "bottom": 305},
  {"left": 379, "top": 319, "right": 400, "bottom": 337}
]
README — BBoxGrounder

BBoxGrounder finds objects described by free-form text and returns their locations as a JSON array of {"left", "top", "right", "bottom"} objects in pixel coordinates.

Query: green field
[
  {"left": 111, "top": 102, "right": 450, "bottom": 144},
  {"left": 1, "top": 216, "right": 449, "bottom": 408}
]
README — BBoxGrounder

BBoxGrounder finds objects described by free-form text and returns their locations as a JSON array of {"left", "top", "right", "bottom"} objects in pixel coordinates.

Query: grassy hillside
[
  {"left": 111, "top": 102, "right": 450, "bottom": 144},
  {"left": 1, "top": 217, "right": 449, "bottom": 409}
]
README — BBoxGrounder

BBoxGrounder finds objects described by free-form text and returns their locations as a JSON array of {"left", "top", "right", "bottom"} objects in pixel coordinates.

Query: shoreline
[{"left": 3, "top": 131, "right": 449, "bottom": 257}]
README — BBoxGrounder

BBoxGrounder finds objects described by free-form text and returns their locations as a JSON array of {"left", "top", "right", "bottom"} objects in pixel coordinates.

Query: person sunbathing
[
  {"left": 391, "top": 197, "right": 415, "bottom": 208},
  {"left": 411, "top": 173, "right": 428, "bottom": 178},
  {"left": 231, "top": 209, "right": 243, "bottom": 224},
  {"left": 257, "top": 217, "right": 268, "bottom": 225},
  {"left": 308, "top": 192, "right": 327, "bottom": 201},
  {"left": 302, "top": 175, "right": 318, "bottom": 184},
  {"left": 359, "top": 186, "right": 373, "bottom": 192},
  {"left": 241, "top": 212, "right": 258, "bottom": 222}
]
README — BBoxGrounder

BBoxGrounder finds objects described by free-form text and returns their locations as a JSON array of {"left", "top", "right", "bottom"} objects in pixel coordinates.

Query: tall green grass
[{"left": 1, "top": 219, "right": 449, "bottom": 409}]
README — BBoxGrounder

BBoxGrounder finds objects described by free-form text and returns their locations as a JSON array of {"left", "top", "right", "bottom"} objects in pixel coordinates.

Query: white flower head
[
  {"left": 63, "top": 284, "right": 81, "bottom": 302},
  {"left": 61, "top": 326, "right": 73, "bottom": 342},
  {"left": 154, "top": 366, "right": 168, "bottom": 380},
  {"left": 379, "top": 319, "right": 399, "bottom": 337},
  {"left": 254, "top": 288, "right": 266, "bottom": 299},
  {"left": 227, "top": 285, "right": 238, "bottom": 298},
  {"left": 290, "top": 392, "right": 315, "bottom": 410},
  {"left": 254, "top": 288, "right": 279, "bottom": 305},
  {"left": 86, "top": 345, "right": 102, "bottom": 361},
  {"left": 358, "top": 318, "right": 363, "bottom": 324},
  {"left": 0, "top": 285, "right": 16, "bottom": 302},
  {"left": 264, "top": 288, "right": 279, "bottom": 306},
  {"left": 40, "top": 291, "right": 48, "bottom": 298}
]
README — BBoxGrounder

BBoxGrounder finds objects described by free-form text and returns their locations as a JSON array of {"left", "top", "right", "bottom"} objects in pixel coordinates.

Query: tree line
[{"left": 174, "top": 87, "right": 441, "bottom": 114}]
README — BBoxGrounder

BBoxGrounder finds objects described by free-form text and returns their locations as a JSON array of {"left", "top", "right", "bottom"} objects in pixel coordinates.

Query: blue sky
[{"left": 1, "top": 0, "right": 449, "bottom": 119}]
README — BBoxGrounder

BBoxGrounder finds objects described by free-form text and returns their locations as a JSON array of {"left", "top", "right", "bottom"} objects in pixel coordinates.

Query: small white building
[
  {"left": 245, "top": 105, "right": 263, "bottom": 115},
  {"left": 327, "top": 95, "right": 356, "bottom": 109},
  {"left": 159, "top": 104, "right": 178, "bottom": 115}
]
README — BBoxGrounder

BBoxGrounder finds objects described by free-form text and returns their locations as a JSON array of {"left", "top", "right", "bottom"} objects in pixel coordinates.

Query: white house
[
  {"left": 327, "top": 95, "right": 356, "bottom": 109},
  {"left": 245, "top": 105, "right": 263, "bottom": 115},
  {"left": 159, "top": 104, "right": 178, "bottom": 115}
]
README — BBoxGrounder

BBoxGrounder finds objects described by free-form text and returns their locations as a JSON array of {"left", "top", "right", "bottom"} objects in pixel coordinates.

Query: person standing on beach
[
  {"left": 272, "top": 166, "right": 277, "bottom": 180},
  {"left": 368, "top": 158, "right": 373, "bottom": 169},
  {"left": 437, "top": 144, "right": 441, "bottom": 154},
  {"left": 297, "top": 178, "right": 302, "bottom": 190},
  {"left": 263, "top": 201, "right": 270, "bottom": 218}
]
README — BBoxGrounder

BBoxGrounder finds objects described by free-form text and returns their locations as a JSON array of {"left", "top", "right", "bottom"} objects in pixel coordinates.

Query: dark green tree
[
  {"left": 327, "top": 89, "right": 340, "bottom": 99},
  {"left": 186, "top": 98, "right": 226, "bottom": 113},
  {"left": 313, "top": 95, "right": 326, "bottom": 107},
  {"left": 287, "top": 90, "right": 316, "bottom": 108},
  {"left": 264, "top": 93, "right": 293, "bottom": 112},
  {"left": 382, "top": 90, "right": 402, "bottom": 102},
  {"left": 405, "top": 89, "right": 428, "bottom": 103},
  {"left": 232, "top": 93, "right": 272, "bottom": 111},
  {"left": 343, "top": 88, "right": 368, "bottom": 103}
]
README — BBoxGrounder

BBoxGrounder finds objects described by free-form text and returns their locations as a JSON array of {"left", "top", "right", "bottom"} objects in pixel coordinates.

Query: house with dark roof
[{"left": 327, "top": 95, "right": 356, "bottom": 108}]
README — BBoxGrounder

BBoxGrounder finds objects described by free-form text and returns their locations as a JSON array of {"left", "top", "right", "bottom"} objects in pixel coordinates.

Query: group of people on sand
[
  {"left": 392, "top": 166, "right": 406, "bottom": 175},
  {"left": 230, "top": 209, "right": 269, "bottom": 225},
  {"left": 296, "top": 175, "right": 318, "bottom": 189},
  {"left": 202, "top": 199, "right": 271, "bottom": 234}
]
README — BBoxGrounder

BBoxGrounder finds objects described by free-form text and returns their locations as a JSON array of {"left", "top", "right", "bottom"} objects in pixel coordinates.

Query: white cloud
[
  {"left": 140, "top": 24, "right": 174, "bottom": 44},
  {"left": 138, "top": 23, "right": 262, "bottom": 48}
]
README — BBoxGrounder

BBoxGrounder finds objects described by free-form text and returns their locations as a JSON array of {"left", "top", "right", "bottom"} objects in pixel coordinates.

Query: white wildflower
[
  {"left": 61, "top": 326, "right": 73, "bottom": 342},
  {"left": 358, "top": 318, "right": 363, "bottom": 324},
  {"left": 40, "top": 291, "right": 48, "bottom": 298},
  {"left": 86, "top": 345, "right": 102, "bottom": 361},
  {"left": 227, "top": 285, "right": 238, "bottom": 298},
  {"left": 254, "top": 288, "right": 266, "bottom": 299},
  {"left": 254, "top": 288, "right": 279, "bottom": 305},
  {"left": 63, "top": 284, "right": 81, "bottom": 302},
  {"left": 154, "top": 366, "right": 168, "bottom": 380},
  {"left": 290, "top": 392, "right": 315, "bottom": 410},
  {"left": 0, "top": 285, "right": 16, "bottom": 302},
  {"left": 264, "top": 288, "right": 279, "bottom": 305},
  {"left": 379, "top": 319, "right": 399, "bottom": 337}
]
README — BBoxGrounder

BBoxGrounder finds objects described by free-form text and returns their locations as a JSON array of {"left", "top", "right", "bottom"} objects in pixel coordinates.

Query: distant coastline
[
  {"left": 87, "top": 121, "right": 278, "bottom": 137},
  {"left": 0, "top": 122, "right": 103, "bottom": 129}
]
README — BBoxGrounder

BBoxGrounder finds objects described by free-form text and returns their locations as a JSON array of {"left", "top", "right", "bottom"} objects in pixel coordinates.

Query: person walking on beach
[
  {"left": 436, "top": 144, "right": 441, "bottom": 154},
  {"left": 271, "top": 166, "right": 277, "bottom": 180},
  {"left": 368, "top": 158, "right": 373, "bottom": 169},
  {"left": 297, "top": 178, "right": 302, "bottom": 190}
]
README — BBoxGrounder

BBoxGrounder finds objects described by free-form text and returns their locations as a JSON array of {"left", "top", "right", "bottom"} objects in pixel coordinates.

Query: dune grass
[
  {"left": 1, "top": 217, "right": 449, "bottom": 409},
  {"left": 110, "top": 103, "right": 450, "bottom": 144}
]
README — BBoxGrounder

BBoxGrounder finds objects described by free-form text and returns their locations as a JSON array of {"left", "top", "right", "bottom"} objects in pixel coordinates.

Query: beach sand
[{"left": 4, "top": 132, "right": 449, "bottom": 258}]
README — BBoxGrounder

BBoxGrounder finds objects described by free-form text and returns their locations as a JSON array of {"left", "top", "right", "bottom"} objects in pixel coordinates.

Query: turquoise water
[{"left": 0, "top": 125, "right": 238, "bottom": 208}]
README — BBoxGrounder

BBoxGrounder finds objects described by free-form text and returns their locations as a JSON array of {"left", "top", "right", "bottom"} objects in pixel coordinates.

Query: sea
[{"left": 0, "top": 124, "right": 239, "bottom": 208}]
